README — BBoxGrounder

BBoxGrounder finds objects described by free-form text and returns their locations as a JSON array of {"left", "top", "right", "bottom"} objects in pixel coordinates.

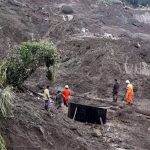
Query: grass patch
[
  {"left": 0, "top": 86, "right": 14, "bottom": 117},
  {"left": 0, "top": 135, "right": 7, "bottom": 150}
]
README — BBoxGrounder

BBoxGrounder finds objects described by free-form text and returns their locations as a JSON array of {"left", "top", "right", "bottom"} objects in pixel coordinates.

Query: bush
[
  {"left": 0, "top": 86, "right": 14, "bottom": 117},
  {"left": 0, "top": 135, "right": 7, "bottom": 150},
  {"left": 0, "top": 41, "right": 59, "bottom": 87}
]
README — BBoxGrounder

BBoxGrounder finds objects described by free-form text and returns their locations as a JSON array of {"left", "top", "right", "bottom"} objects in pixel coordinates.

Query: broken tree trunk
[
  {"left": 116, "top": 107, "right": 150, "bottom": 117},
  {"left": 135, "top": 108, "right": 150, "bottom": 117}
]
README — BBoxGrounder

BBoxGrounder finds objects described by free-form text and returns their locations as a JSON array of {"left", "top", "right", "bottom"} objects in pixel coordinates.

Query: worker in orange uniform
[
  {"left": 125, "top": 80, "right": 134, "bottom": 105},
  {"left": 62, "top": 85, "right": 71, "bottom": 107}
]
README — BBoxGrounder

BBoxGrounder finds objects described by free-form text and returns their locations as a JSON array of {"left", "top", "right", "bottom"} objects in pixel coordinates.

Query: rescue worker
[
  {"left": 43, "top": 86, "right": 50, "bottom": 111},
  {"left": 112, "top": 79, "right": 119, "bottom": 102},
  {"left": 55, "top": 91, "right": 64, "bottom": 109},
  {"left": 125, "top": 80, "right": 134, "bottom": 105},
  {"left": 62, "top": 85, "right": 71, "bottom": 107}
]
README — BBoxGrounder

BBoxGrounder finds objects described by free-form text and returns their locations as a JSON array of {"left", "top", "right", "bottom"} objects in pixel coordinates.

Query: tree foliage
[{"left": 0, "top": 41, "right": 59, "bottom": 87}]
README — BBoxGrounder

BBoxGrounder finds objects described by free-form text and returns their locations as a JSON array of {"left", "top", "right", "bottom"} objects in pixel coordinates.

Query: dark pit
[{"left": 68, "top": 101, "right": 107, "bottom": 124}]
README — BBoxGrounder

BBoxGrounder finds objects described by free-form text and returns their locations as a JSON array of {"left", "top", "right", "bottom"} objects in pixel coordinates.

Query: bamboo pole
[{"left": 73, "top": 107, "right": 78, "bottom": 121}]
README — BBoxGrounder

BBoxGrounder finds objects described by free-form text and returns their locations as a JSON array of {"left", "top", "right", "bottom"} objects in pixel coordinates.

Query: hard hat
[
  {"left": 65, "top": 85, "right": 69, "bottom": 89},
  {"left": 126, "top": 80, "right": 130, "bottom": 84}
]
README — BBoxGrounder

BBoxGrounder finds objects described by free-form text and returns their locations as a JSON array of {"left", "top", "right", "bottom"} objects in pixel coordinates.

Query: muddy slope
[
  {"left": 0, "top": 94, "right": 110, "bottom": 150},
  {"left": 0, "top": 0, "right": 150, "bottom": 150}
]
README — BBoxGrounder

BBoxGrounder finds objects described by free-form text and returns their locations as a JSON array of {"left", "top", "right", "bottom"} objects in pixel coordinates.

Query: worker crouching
[{"left": 125, "top": 80, "right": 134, "bottom": 105}]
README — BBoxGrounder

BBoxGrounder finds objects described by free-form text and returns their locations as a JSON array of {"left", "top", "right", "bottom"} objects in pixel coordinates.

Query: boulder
[{"left": 62, "top": 5, "right": 74, "bottom": 14}]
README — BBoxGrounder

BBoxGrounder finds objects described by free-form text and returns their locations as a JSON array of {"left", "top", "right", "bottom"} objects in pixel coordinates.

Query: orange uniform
[
  {"left": 125, "top": 83, "right": 134, "bottom": 105},
  {"left": 63, "top": 89, "right": 71, "bottom": 102}
]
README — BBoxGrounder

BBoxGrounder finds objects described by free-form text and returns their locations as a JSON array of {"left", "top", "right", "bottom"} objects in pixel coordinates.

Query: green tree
[{"left": 0, "top": 41, "right": 60, "bottom": 87}]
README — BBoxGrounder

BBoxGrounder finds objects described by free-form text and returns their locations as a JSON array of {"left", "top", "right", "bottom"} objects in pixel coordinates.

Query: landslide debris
[{"left": 0, "top": 0, "right": 150, "bottom": 150}]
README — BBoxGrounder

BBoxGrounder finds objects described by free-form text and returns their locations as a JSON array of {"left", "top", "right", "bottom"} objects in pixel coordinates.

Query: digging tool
[
  {"left": 100, "top": 117, "right": 104, "bottom": 130},
  {"left": 100, "top": 117, "right": 106, "bottom": 137},
  {"left": 73, "top": 107, "right": 78, "bottom": 121}
]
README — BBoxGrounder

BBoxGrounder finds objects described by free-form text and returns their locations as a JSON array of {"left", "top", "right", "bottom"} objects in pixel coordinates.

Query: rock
[
  {"left": 103, "top": 32, "right": 119, "bottom": 40},
  {"left": 131, "top": 20, "right": 143, "bottom": 27},
  {"left": 62, "top": 5, "right": 74, "bottom": 14},
  {"left": 67, "top": 15, "right": 74, "bottom": 21},
  {"left": 92, "top": 129, "right": 102, "bottom": 137},
  {"left": 134, "top": 43, "right": 141, "bottom": 48},
  {"left": 81, "top": 28, "right": 89, "bottom": 33},
  {"left": 62, "top": 15, "right": 74, "bottom": 21},
  {"left": 124, "top": 6, "right": 130, "bottom": 10}
]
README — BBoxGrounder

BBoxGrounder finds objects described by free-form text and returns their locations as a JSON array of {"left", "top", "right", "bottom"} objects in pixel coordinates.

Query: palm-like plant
[
  {"left": 0, "top": 135, "right": 7, "bottom": 150},
  {"left": 0, "top": 61, "right": 9, "bottom": 87},
  {"left": 0, "top": 86, "right": 14, "bottom": 117}
]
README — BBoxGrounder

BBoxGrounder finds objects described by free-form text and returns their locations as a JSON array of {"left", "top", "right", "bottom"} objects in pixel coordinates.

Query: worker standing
[
  {"left": 43, "top": 86, "right": 50, "bottom": 111},
  {"left": 62, "top": 85, "right": 71, "bottom": 107},
  {"left": 112, "top": 79, "right": 119, "bottom": 102},
  {"left": 125, "top": 80, "right": 134, "bottom": 105},
  {"left": 55, "top": 91, "right": 64, "bottom": 109}
]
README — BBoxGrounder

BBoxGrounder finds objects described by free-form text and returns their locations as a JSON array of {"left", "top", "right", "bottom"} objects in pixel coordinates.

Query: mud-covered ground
[
  {"left": 0, "top": 93, "right": 110, "bottom": 150},
  {"left": 0, "top": 0, "right": 150, "bottom": 149},
  {"left": 0, "top": 93, "right": 150, "bottom": 150}
]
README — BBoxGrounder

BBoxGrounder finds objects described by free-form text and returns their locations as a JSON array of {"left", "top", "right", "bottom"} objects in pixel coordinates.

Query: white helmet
[
  {"left": 65, "top": 85, "right": 69, "bottom": 89},
  {"left": 126, "top": 80, "right": 130, "bottom": 84}
]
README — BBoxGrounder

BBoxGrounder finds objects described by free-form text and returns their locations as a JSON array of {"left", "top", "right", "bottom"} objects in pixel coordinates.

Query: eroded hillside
[{"left": 0, "top": 0, "right": 150, "bottom": 150}]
